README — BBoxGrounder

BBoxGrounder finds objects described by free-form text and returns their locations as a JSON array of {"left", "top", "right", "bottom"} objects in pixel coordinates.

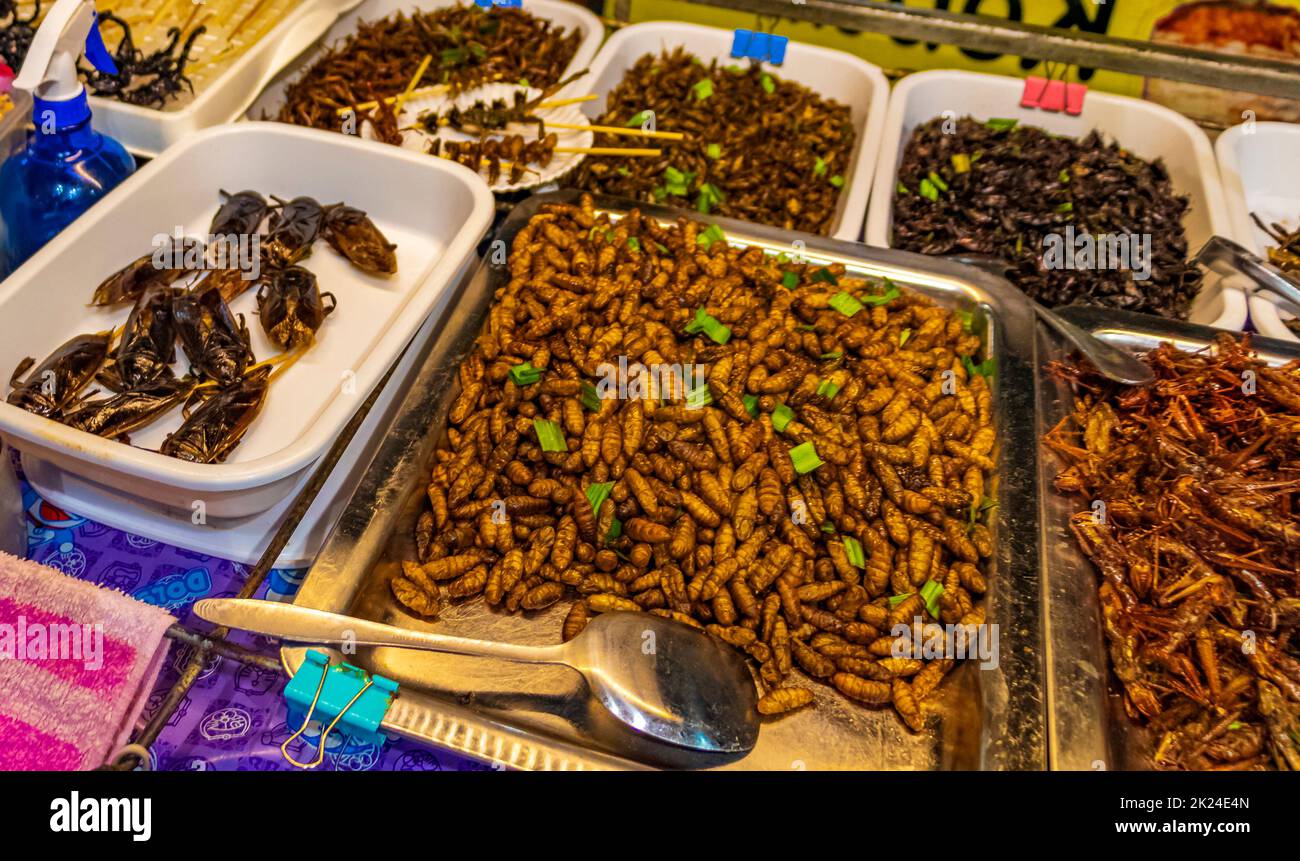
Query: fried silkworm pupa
[{"left": 757, "top": 687, "right": 815, "bottom": 716}]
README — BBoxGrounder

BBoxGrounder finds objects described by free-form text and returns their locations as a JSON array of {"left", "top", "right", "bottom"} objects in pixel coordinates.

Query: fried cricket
[{"left": 1048, "top": 335, "right": 1300, "bottom": 770}]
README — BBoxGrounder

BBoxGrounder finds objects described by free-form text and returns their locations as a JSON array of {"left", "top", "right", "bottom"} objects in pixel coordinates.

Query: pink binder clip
[
  {"left": 1039, "top": 79, "right": 1067, "bottom": 112},
  {"left": 1020, "top": 75, "right": 1048, "bottom": 108},
  {"left": 1065, "top": 82, "right": 1087, "bottom": 115}
]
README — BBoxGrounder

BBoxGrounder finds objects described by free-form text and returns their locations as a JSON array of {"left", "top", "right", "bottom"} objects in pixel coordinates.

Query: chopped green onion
[
  {"left": 696, "top": 223, "right": 726, "bottom": 250},
  {"left": 985, "top": 117, "right": 1019, "bottom": 132},
  {"left": 606, "top": 517, "right": 622, "bottom": 542},
  {"left": 684, "top": 306, "right": 731, "bottom": 344},
  {"left": 820, "top": 350, "right": 842, "bottom": 360},
  {"left": 820, "top": 521, "right": 836, "bottom": 534},
  {"left": 896, "top": 182, "right": 910, "bottom": 196},
  {"left": 811, "top": 267, "right": 839, "bottom": 286},
  {"left": 962, "top": 355, "right": 997, "bottom": 379},
  {"left": 920, "top": 580, "right": 944, "bottom": 618},
  {"left": 705, "top": 143, "right": 722, "bottom": 159},
  {"left": 927, "top": 171, "right": 949, "bottom": 192},
  {"left": 533, "top": 419, "right": 567, "bottom": 452},
  {"left": 653, "top": 241, "right": 669, "bottom": 253},
  {"left": 954, "top": 308, "right": 975, "bottom": 333},
  {"left": 1055, "top": 201, "right": 1073, "bottom": 213},
  {"left": 919, "top": 178, "right": 939, "bottom": 201},
  {"left": 789, "top": 441, "right": 824, "bottom": 474},
  {"left": 692, "top": 79, "right": 714, "bottom": 100},
  {"left": 652, "top": 185, "right": 668, "bottom": 202},
  {"left": 828, "top": 291, "right": 863, "bottom": 317},
  {"left": 585, "top": 482, "right": 614, "bottom": 517},
  {"left": 815, "top": 379, "right": 840, "bottom": 400},
  {"left": 626, "top": 110, "right": 652, "bottom": 128},
  {"left": 742, "top": 394, "right": 759, "bottom": 417},
  {"left": 616, "top": 166, "right": 631, "bottom": 177},
  {"left": 580, "top": 382, "right": 601, "bottom": 412},
  {"left": 725, "top": 64, "right": 743, "bottom": 73},
  {"left": 780, "top": 271, "right": 800, "bottom": 290},
  {"left": 627, "top": 236, "right": 641, "bottom": 252},
  {"left": 686, "top": 383, "right": 712, "bottom": 410},
  {"left": 862, "top": 281, "right": 901, "bottom": 306},
  {"left": 842, "top": 536, "right": 865, "bottom": 569},
  {"left": 829, "top": 174, "right": 844, "bottom": 188},
  {"left": 1058, "top": 168, "right": 1071, "bottom": 184},
  {"left": 772, "top": 403, "right": 794, "bottom": 433},
  {"left": 508, "top": 361, "right": 541, "bottom": 386},
  {"left": 888, "top": 593, "right": 913, "bottom": 608},
  {"left": 951, "top": 153, "right": 971, "bottom": 174},
  {"left": 695, "top": 183, "right": 724, "bottom": 214},
  {"left": 1228, "top": 721, "right": 1243, "bottom": 731},
  {"left": 899, "top": 328, "right": 911, "bottom": 347},
  {"left": 518, "top": 78, "right": 531, "bottom": 88},
  {"left": 813, "top": 157, "right": 827, "bottom": 178},
  {"left": 760, "top": 73, "right": 775, "bottom": 94}
]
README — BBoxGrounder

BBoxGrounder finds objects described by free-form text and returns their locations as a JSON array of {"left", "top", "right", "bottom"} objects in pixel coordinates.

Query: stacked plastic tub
[{"left": 1216, "top": 121, "right": 1300, "bottom": 342}]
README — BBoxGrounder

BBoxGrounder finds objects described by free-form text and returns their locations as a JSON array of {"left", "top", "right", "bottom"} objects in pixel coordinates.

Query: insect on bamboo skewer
[{"left": 335, "top": 88, "right": 594, "bottom": 118}]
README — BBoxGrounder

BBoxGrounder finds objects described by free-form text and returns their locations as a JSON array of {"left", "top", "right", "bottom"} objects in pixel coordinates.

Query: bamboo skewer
[
  {"left": 540, "top": 95, "right": 597, "bottom": 108},
  {"left": 393, "top": 55, "right": 433, "bottom": 117},
  {"left": 554, "top": 146, "right": 661, "bottom": 157},
  {"left": 546, "top": 122, "right": 683, "bottom": 141}
]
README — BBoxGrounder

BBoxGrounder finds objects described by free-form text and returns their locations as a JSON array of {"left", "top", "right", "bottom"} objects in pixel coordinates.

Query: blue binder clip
[
  {"left": 281, "top": 650, "right": 398, "bottom": 769},
  {"left": 730, "top": 29, "right": 788, "bottom": 65}
]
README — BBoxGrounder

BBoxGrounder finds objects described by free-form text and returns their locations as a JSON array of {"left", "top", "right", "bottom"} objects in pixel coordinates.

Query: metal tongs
[{"left": 1194, "top": 235, "right": 1300, "bottom": 312}]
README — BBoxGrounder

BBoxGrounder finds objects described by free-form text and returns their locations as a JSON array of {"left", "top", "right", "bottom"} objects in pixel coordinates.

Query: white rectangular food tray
[
  {"left": 246, "top": 0, "right": 605, "bottom": 123},
  {"left": 577, "top": 21, "right": 889, "bottom": 243},
  {"left": 92, "top": 0, "right": 363, "bottom": 157},
  {"left": 0, "top": 122, "right": 494, "bottom": 519},
  {"left": 1215, "top": 120, "right": 1300, "bottom": 343},
  {"left": 865, "top": 70, "right": 1245, "bottom": 330}
]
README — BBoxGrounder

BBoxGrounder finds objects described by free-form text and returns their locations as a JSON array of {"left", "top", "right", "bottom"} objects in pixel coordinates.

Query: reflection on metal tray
[
  {"left": 285, "top": 190, "right": 1046, "bottom": 771},
  {"left": 1039, "top": 306, "right": 1300, "bottom": 771}
]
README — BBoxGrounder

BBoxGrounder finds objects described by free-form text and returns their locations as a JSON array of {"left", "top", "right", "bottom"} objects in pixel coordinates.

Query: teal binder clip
[{"left": 281, "top": 649, "right": 398, "bottom": 769}]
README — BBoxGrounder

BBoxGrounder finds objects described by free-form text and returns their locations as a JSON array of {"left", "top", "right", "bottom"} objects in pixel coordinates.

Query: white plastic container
[
  {"left": 866, "top": 70, "right": 1245, "bottom": 330},
  {"left": 577, "top": 21, "right": 889, "bottom": 243},
  {"left": 246, "top": 0, "right": 605, "bottom": 122},
  {"left": 1216, "top": 121, "right": 1300, "bottom": 342},
  {"left": 0, "top": 122, "right": 494, "bottom": 519},
  {"left": 91, "top": 0, "right": 363, "bottom": 157}
]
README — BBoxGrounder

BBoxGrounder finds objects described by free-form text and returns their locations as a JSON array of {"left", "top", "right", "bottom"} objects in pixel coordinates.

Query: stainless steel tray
[
  {"left": 285, "top": 190, "right": 1046, "bottom": 771},
  {"left": 1039, "top": 306, "right": 1300, "bottom": 771}
]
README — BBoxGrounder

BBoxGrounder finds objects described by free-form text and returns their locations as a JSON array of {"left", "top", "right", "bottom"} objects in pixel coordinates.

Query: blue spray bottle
[{"left": 0, "top": 0, "right": 135, "bottom": 278}]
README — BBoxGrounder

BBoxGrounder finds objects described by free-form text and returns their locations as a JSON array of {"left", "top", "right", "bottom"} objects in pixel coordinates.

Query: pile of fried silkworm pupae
[{"left": 396, "top": 194, "right": 997, "bottom": 730}]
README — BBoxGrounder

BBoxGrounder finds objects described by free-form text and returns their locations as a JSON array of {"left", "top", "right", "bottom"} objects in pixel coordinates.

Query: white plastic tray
[
  {"left": 246, "top": 0, "right": 605, "bottom": 124},
  {"left": 0, "top": 122, "right": 494, "bottom": 520},
  {"left": 91, "top": 0, "right": 363, "bottom": 157},
  {"left": 1216, "top": 121, "right": 1300, "bottom": 343},
  {"left": 865, "top": 70, "right": 1245, "bottom": 330},
  {"left": 17, "top": 276, "right": 463, "bottom": 567},
  {"left": 575, "top": 21, "right": 889, "bottom": 242}
]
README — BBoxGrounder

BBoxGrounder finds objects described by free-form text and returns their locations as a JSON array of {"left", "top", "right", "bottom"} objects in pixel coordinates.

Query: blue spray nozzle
[{"left": 83, "top": 13, "right": 118, "bottom": 75}]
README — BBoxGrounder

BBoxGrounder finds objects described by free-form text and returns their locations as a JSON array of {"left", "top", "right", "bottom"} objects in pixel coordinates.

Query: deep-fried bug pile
[
  {"left": 573, "top": 49, "right": 856, "bottom": 236},
  {"left": 396, "top": 195, "right": 998, "bottom": 730},
  {"left": 1048, "top": 335, "right": 1300, "bottom": 770}
]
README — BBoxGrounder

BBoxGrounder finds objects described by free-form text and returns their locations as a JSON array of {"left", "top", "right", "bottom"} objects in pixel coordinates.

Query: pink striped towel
[{"left": 0, "top": 551, "right": 175, "bottom": 770}]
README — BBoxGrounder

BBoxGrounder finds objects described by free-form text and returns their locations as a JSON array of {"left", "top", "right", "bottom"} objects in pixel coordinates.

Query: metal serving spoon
[
  {"left": 194, "top": 598, "right": 760, "bottom": 756},
  {"left": 945, "top": 254, "right": 1155, "bottom": 386}
]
